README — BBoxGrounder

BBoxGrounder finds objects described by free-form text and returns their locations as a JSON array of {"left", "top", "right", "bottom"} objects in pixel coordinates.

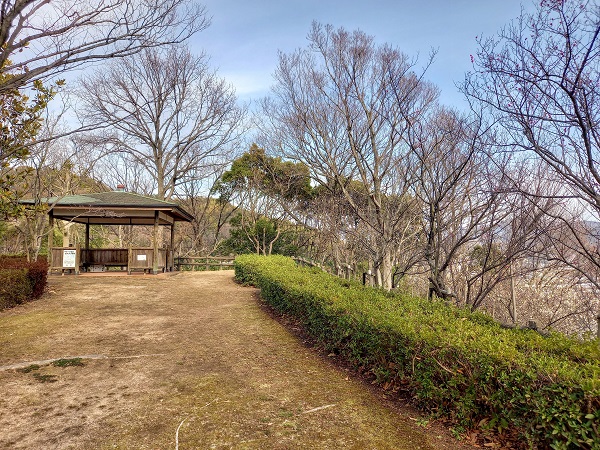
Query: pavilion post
[
  {"left": 47, "top": 210, "right": 54, "bottom": 273},
  {"left": 153, "top": 210, "right": 159, "bottom": 274},
  {"left": 75, "top": 243, "right": 81, "bottom": 275},
  {"left": 169, "top": 223, "right": 175, "bottom": 271},
  {"left": 83, "top": 222, "right": 90, "bottom": 271}
]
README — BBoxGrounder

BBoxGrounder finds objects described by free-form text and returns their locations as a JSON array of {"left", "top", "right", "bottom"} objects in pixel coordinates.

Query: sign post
[
  {"left": 61, "top": 243, "right": 80, "bottom": 275},
  {"left": 63, "top": 249, "right": 76, "bottom": 268}
]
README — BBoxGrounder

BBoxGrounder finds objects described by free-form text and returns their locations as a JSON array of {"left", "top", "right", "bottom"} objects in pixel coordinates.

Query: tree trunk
[
  {"left": 380, "top": 249, "right": 393, "bottom": 291},
  {"left": 428, "top": 271, "right": 454, "bottom": 301},
  {"left": 510, "top": 262, "right": 517, "bottom": 325}
]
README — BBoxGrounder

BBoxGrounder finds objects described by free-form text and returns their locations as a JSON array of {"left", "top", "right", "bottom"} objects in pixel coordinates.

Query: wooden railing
[
  {"left": 50, "top": 245, "right": 81, "bottom": 274},
  {"left": 81, "top": 248, "right": 128, "bottom": 267},
  {"left": 128, "top": 247, "right": 169, "bottom": 273},
  {"left": 49, "top": 246, "right": 173, "bottom": 274},
  {"left": 174, "top": 256, "right": 235, "bottom": 271}
]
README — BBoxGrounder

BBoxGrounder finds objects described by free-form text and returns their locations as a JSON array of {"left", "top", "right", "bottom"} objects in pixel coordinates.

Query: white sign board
[
  {"left": 63, "top": 249, "right": 77, "bottom": 268},
  {"left": 137, "top": 254, "right": 147, "bottom": 261}
]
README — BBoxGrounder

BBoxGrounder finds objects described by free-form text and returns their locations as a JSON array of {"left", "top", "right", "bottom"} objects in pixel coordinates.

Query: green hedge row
[
  {"left": 235, "top": 254, "right": 600, "bottom": 449},
  {"left": 0, "top": 257, "right": 48, "bottom": 310}
]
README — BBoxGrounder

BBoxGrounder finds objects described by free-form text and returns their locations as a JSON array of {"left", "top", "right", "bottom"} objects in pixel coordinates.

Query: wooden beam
[
  {"left": 159, "top": 211, "right": 174, "bottom": 224},
  {"left": 54, "top": 217, "right": 178, "bottom": 226}
]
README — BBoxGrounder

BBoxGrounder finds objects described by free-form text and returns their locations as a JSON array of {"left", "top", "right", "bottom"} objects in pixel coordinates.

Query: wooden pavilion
[{"left": 22, "top": 191, "right": 193, "bottom": 274}]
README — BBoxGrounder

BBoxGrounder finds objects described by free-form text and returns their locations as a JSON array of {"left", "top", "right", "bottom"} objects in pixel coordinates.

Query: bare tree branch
[
  {"left": 77, "top": 45, "right": 246, "bottom": 200},
  {"left": 0, "top": 0, "right": 209, "bottom": 93}
]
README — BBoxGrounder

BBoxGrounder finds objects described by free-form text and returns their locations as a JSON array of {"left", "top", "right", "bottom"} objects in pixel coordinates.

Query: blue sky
[{"left": 194, "top": 0, "right": 534, "bottom": 110}]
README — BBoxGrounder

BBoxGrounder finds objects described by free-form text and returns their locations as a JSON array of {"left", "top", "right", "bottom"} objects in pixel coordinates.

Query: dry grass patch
[{"left": 0, "top": 271, "right": 475, "bottom": 449}]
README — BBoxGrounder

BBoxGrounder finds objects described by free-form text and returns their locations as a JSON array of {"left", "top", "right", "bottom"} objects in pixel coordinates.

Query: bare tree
[
  {"left": 89, "top": 151, "right": 156, "bottom": 196},
  {"left": 509, "top": 253, "right": 600, "bottom": 336},
  {"left": 261, "top": 22, "right": 437, "bottom": 290},
  {"left": 78, "top": 45, "right": 246, "bottom": 200},
  {"left": 464, "top": 0, "right": 600, "bottom": 329},
  {"left": 304, "top": 188, "right": 356, "bottom": 269},
  {"left": 177, "top": 165, "right": 238, "bottom": 255},
  {"left": 14, "top": 108, "right": 101, "bottom": 260},
  {"left": 0, "top": 0, "right": 207, "bottom": 93},
  {"left": 406, "top": 107, "right": 498, "bottom": 300},
  {"left": 457, "top": 161, "right": 559, "bottom": 312}
]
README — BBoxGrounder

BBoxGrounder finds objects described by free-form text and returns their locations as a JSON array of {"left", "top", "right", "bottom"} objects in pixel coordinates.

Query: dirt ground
[{"left": 0, "top": 271, "right": 479, "bottom": 449}]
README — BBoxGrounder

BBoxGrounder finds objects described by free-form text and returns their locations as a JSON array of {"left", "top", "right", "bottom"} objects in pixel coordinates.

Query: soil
[{"left": 0, "top": 271, "right": 482, "bottom": 449}]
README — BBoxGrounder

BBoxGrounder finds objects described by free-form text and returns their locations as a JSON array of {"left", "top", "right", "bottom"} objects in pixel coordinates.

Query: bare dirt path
[{"left": 0, "top": 271, "right": 474, "bottom": 449}]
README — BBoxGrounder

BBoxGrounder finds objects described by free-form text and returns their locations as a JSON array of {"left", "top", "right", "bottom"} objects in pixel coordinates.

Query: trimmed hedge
[
  {"left": 0, "top": 257, "right": 48, "bottom": 310},
  {"left": 0, "top": 269, "right": 32, "bottom": 309},
  {"left": 235, "top": 254, "right": 600, "bottom": 449}
]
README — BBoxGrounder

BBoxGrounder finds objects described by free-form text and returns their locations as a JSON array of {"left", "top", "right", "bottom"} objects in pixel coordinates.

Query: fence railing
[{"left": 174, "top": 256, "right": 235, "bottom": 271}]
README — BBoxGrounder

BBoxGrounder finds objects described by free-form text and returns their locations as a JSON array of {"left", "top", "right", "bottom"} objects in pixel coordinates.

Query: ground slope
[{"left": 0, "top": 271, "right": 476, "bottom": 449}]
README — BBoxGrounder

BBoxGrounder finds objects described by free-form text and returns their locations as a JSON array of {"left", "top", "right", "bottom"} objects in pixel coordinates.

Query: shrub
[
  {"left": 0, "top": 268, "right": 32, "bottom": 309},
  {"left": 25, "top": 259, "right": 48, "bottom": 299},
  {"left": 235, "top": 254, "right": 600, "bottom": 449},
  {"left": 0, "top": 256, "right": 48, "bottom": 310}
]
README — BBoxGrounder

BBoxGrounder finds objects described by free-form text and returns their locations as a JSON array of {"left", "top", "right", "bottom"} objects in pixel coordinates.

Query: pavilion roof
[{"left": 20, "top": 191, "right": 194, "bottom": 224}]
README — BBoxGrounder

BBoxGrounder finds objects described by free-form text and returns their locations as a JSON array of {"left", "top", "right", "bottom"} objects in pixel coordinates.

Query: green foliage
[
  {"left": 218, "top": 214, "right": 300, "bottom": 256},
  {"left": 216, "top": 144, "right": 312, "bottom": 257},
  {"left": 89, "top": 226, "right": 110, "bottom": 249},
  {"left": 0, "top": 61, "right": 62, "bottom": 218},
  {"left": 52, "top": 358, "right": 84, "bottom": 367},
  {"left": 0, "top": 256, "right": 48, "bottom": 310},
  {"left": 219, "top": 143, "right": 313, "bottom": 202},
  {"left": 0, "top": 220, "right": 8, "bottom": 243},
  {"left": 32, "top": 372, "right": 57, "bottom": 383},
  {"left": 469, "top": 243, "right": 503, "bottom": 269},
  {"left": 235, "top": 254, "right": 600, "bottom": 448},
  {"left": 16, "top": 364, "right": 40, "bottom": 373}
]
